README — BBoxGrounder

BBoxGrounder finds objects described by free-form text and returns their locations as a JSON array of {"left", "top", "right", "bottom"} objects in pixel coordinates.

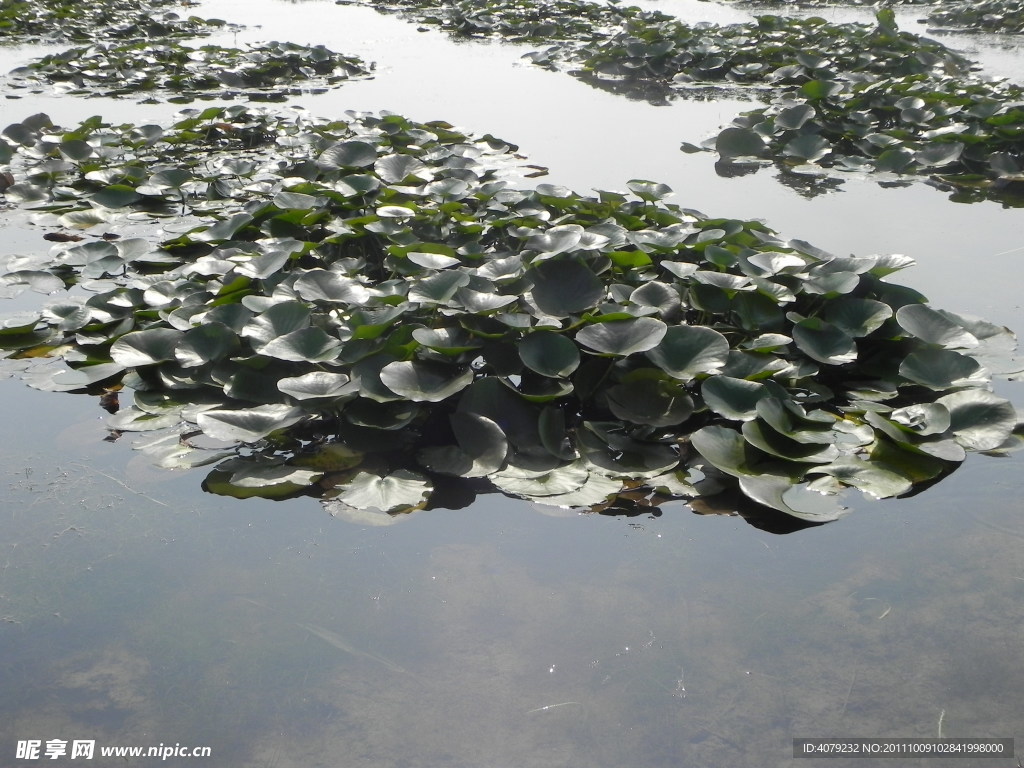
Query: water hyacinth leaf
[
  {"left": 518, "top": 331, "right": 580, "bottom": 377},
  {"left": 900, "top": 348, "right": 983, "bottom": 389},
  {"left": 333, "top": 469, "right": 432, "bottom": 513},
  {"left": 701, "top": 376, "right": 767, "bottom": 421},
  {"left": 197, "top": 404, "right": 306, "bottom": 443},
  {"left": 529, "top": 259, "right": 603, "bottom": 317},
  {"left": 896, "top": 305, "right": 978, "bottom": 348},
  {"left": 110, "top": 328, "right": 184, "bottom": 366},
  {"left": 379, "top": 360, "right": 473, "bottom": 402},
  {"left": 646, "top": 325, "right": 729, "bottom": 380},
  {"left": 277, "top": 372, "right": 356, "bottom": 400},
  {"left": 576, "top": 317, "right": 667, "bottom": 356},
  {"left": 935, "top": 389, "right": 1017, "bottom": 451},
  {"left": 258, "top": 327, "right": 343, "bottom": 362}
]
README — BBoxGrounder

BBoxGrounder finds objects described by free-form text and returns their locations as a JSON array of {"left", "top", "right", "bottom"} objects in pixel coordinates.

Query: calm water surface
[{"left": 1, "top": 1, "right": 1022, "bottom": 766}]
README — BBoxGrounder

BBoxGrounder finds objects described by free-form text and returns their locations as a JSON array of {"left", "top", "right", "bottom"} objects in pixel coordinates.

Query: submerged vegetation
[
  {"left": 8, "top": 41, "right": 373, "bottom": 103},
  {"left": 1, "top": 105, "right": 1020, "bottom": 523}
]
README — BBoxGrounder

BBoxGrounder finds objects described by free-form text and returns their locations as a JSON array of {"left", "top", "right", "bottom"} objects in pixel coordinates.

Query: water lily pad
[
  {"left": 701, "top": 376, "right": 767, "bottom": 421},
  {"left": 197, "top": 404, "right": 306, "bottom": 443},
  {"left": 645, "top": 325, "right": 729, "bottom": 380},
  {"left": 896, "top": 305, "right": 978, "bottom": 348},
  {"left": 935, "top": 389, "right": 1017, "bottom": 451},
  {"left": 278, "top": 372, "right": 357, "bottom": 400},
  {"left": 317, "top": 140, "right": 378, "bottom": 170},
  {"left": 111, "top": 328, "right": 184, "bottom": 366},
  {"left": 576, "top": 317, "right": 667, "bottom": 356},
  {"left": 333, "top": 469, "right": 432, "bottom": 513},
  {"left": 518, "top": 331, "right": 580, "bottom": 377},
  {"left": 529, "top": 258, "right": 604, "bottom": 317},
  {"left": 379, "top": 360, "right": 474, "bottom": 402}
]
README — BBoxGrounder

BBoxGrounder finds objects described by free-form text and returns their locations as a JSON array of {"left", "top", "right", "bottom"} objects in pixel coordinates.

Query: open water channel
[{"left": 1, "top": 1, "right": 1022, "bottom": 765}]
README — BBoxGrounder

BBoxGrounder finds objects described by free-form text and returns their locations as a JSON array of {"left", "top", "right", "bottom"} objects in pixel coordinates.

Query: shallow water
[{"left": 1, "top": 1, "right": 1023, "bottom": 766}]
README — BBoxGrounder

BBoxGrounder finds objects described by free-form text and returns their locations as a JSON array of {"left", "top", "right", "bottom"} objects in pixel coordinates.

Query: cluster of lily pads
[
  {"left": 368, "top": 0, "right": 670, "bottom": 42},
  {"left": 697, "top": 71, "right": 1024, "bottom": 195},
  {"left": 926, "top": 0, "right": 1024, "bottom": 35},
  {"left": 708, "top": 0, "right": 1024, "bottom": 34},
  {"left": 362, "top": 0, "right": 1024, "bottom": 198},
  {"left": 0, "top": 0, "right": 232, "bottom": 45},
  {"left": 1, "top": 106, "right": 1019, "bottom": 522},
  {"left": 7, "top": 40, "right": 373, "bottom": 104}
]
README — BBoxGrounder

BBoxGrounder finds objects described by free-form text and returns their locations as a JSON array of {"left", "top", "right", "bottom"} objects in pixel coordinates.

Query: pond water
[{"left": 1, "top": 1, "right": 1023, "bottom": 766}]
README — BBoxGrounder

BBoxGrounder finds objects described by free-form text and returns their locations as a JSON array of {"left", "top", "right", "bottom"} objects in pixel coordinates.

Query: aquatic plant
[
  {"left": 360, "top": 0, "right": 1024, "bottom": 196},
  {"left": 926, "top": 0, "right": 1024, "bottom": 34},
  {"left": 0, "top": 0, "right": 232, "bottom": 45},
  {"left": 1, "top": 107, "right": 1019, "bottom": 522},
  {"left": 8, "top": 41, "right": 373, "bottom": 103},
  {"left": 554, "top": 13, "right": 970, "bottom": 86},
  {"left": 698, "top": 71, "right": 1024, "bottom": 195},
  {"left": 368, "top": 0, "right": 666, "bottom": 42}
]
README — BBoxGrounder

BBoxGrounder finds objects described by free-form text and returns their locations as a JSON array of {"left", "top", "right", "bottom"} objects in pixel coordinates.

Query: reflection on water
[
  {"left": 1, "top": 377, "right": 1022, "bottom": 766},
  {"left": 2, "top": 0, "right": 1024, "bottom": 764}
]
